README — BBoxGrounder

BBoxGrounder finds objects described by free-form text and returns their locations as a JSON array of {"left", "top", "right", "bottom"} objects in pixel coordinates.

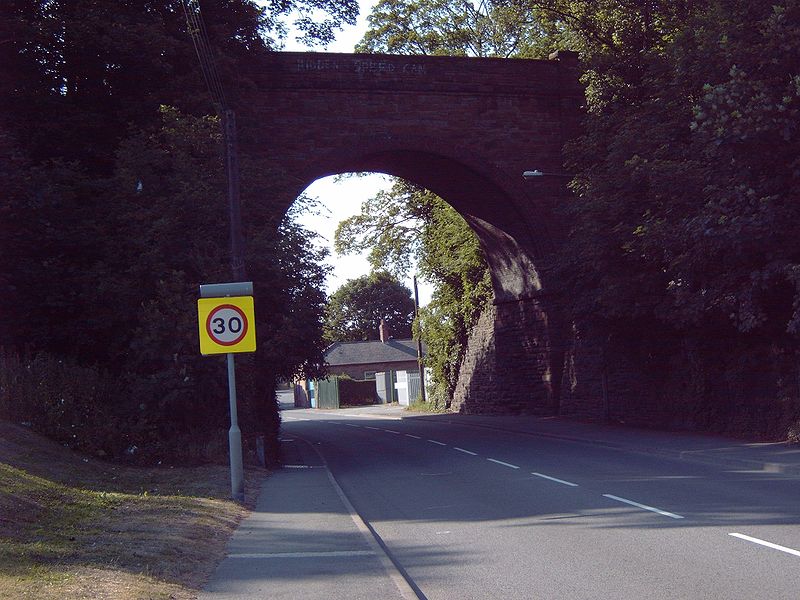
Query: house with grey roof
[
  {"left": 321, "top": 322, "right": 426, "bottom": 405},
  {"left": 325, "top": 338, "right": 421, "bottom": 381}
]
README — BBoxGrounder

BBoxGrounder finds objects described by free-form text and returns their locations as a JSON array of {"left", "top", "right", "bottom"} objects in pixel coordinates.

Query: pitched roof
[{"left": 324, "top": 339, "right": 423, "bottom": 367}]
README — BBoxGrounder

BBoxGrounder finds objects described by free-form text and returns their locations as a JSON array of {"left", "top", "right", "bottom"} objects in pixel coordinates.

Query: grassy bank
[{"left": 0, "top": 421, "right": 268, "bottom": 599}]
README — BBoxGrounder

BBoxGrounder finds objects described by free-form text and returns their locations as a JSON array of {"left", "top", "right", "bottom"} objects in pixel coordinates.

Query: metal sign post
[
  {"left": 225, "top": 353, "right": 244, "bottom": 502},
  {"left": 198, "top": 281, "right": 255, "bottom": 503}
]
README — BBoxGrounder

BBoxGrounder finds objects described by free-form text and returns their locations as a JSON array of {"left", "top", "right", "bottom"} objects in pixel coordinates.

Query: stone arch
[{"left": 237, "top": 51, "right": 585, "bottom": 413}]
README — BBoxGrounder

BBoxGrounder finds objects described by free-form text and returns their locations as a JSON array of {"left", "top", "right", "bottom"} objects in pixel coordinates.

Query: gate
[
  {"left": 315, "top": 378, "right": 339, "bottom": 409},
  {"left": 407, "top": 370, "right": 421, "bottom": 404}
]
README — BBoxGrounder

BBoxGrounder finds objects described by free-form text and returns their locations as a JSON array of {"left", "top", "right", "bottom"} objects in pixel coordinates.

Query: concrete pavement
[{"left": 200, "top": 429, "right": 414, "bottom": 600}]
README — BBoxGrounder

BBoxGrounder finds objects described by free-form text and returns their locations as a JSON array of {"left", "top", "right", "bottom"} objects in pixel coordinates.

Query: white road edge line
[
  {"left": 729, "top": 533, "right": 800, "bottom": 557},
  {"left": 344, "top": 423, "right": 360, "bottom": 428},
  {"left": 602, "top": 494, "right": 684, "bottom": 519},
  {"left": 454, "top": 447, "right": 478, "bottom": 456},
  {"left": 365, "top": 426, "right": 381, "bottom": 431},
  {"left": 487, "top": 458, "right": 520, "bottom": 469},
  {"left": 427, "top": 439, "right": 447, "bottom": 446},
  {"left": 230, "top": 550, "right": 374, "bottom": 559},
  {"left": 298, "top": 435, "right": 419, "bottom": 600},
  {"left": 532, "top": 472, "right": 578, "bottom": 487}
]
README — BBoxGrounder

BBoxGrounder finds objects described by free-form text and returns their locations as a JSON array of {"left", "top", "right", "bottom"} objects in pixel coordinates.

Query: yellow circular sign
[{"left": 198, "top": 296, "right": 256, "bottom": 355}]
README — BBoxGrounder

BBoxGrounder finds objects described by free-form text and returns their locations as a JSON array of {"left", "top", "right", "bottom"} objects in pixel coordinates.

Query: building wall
[{"left": 329, "top": 361, "right": 420, "bottom": 381}]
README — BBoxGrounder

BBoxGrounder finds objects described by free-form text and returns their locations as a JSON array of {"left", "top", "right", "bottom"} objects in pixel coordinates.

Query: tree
[
  {"left": 111, "top": 107, "right": 332, "bottom": 456},
  {"left": 0, "top": 105, "right": 331, "bottom": 461},
  {"left": 542, "top": 1, "right": 800, "bottom": 335},
  {"left": 516, "top": 0, "right": 800, "bottom": 435},
  {"left": 335, "top": 180, "right": 492, "bottom": 404},
  {"left": 324, "top": 272, "right": 416, "bottom": 343},
  {"left": 0, "top": 0, "right": 350, "bottom": 460},
  {"left": 356, "top": 0, "right": 552, "bottom": 57}
]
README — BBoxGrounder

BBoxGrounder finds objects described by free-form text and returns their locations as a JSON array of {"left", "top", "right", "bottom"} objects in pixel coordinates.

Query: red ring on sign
[{"left": 205, "top": 304, "right": 249, "bottom": 346}]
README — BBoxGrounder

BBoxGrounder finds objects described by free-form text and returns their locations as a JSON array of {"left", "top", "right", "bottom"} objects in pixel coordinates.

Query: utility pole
[
  {"left": 413, "top": 275, "right": 427, "bottom": 403},
  {"left": 223, "top": 109, "right": 246, "bottom": 280},
  {"left": 182, "top": 0, "right": 249, "bottom": 504}
]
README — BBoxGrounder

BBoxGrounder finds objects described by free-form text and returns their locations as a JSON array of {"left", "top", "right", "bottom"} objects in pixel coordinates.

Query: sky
[{"left": 275, "top": 1, "right": 436, "bottom": 306}]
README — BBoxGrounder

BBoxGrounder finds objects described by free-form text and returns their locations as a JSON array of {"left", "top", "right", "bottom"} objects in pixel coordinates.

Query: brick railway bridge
[{"left": 237, "top": 51, "right": 603, "bottom": 417}]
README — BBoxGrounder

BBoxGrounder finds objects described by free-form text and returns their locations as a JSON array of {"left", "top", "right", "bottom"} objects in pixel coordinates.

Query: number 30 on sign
[{"left": 198, "top": 296, "right": 256, "bottom": 355}]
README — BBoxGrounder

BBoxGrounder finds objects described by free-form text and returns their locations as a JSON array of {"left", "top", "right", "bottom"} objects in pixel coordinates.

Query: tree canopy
[
  {"left": 324, "top": 272, "right": 416, "bottom": 343},
  {"left": 356, "top": 0, "right": 553, "bottom": 57},
  {"left": 352, "top": 0, "right": 800, "bottom": 425},
  {"left": 0, "top": 0, "right": 346, "bottom": 461},
  {"left": 335, "top": 180, "right": 492, "bottom": 404},
  {"left": 542, "top": 1, "right": 800, "bottom": 336}
]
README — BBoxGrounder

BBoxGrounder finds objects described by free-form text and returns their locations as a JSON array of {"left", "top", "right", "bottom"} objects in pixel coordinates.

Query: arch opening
[
  {"left": 286, "top": 149, "right": 553, "bottom": 305},
  {"left": 280, "top": 150, "right": 565, "bottom": 415}
]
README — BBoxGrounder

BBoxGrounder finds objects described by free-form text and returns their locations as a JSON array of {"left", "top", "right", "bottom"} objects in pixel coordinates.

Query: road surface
[{"left": 282, "top": 406, "right": 800, "bottom": 599}]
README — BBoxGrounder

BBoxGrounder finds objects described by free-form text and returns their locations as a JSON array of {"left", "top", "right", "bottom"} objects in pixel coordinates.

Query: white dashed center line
[
  {"left": 427, "top": 439, "right": 447, "bottom": 446},
  {"left": 454, "top": 447, "right": 478, "bottom": 456},
  {"left": 405, "top": 434, "right": 421, "bottom": 439},
  {"left": 729, "top": 533, "right": 800, "bottom": 557},
  {"left": 487, "top": 458, "right": 520, "bottom": 469},
  {"left": 602, "top": 494, "right": 684, "bottom": 519},
  {"left": 532, "top": 472, "right": 578, "bottom": 487}
]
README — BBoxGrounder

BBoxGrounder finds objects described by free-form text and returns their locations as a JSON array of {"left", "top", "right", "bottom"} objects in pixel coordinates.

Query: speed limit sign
[{"left": 198, "top": 296, "right": 256, "bottom": 355}]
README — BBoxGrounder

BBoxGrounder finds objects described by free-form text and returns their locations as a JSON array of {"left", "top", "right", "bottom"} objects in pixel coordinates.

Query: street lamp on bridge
[{"left": 523, "top": 169, "right": 574, "bottom": 179}]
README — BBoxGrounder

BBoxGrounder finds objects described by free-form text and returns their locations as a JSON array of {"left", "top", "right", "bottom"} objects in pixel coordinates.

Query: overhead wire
[
  {"left": 183, "top": 0, "right": 226, "bottom": 110},
  {"left": 180, "top": 0, "right": 227, "bottom": 113}
]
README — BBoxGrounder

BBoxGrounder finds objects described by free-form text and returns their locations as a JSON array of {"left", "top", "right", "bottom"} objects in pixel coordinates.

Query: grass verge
[
  {"left": 0, "top": 421, "right": 268, "bottom": 599},
  {"left": 406, "top": 400, "right": 447, "bottom": 413}
]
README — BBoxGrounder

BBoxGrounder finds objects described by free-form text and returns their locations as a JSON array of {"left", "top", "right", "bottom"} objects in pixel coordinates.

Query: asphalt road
[{"left": 282, "top": 407, "right": 800, "bottom": 600}]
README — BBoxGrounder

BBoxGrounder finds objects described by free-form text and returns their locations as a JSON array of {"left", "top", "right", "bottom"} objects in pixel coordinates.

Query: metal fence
[{"left": 407, "top": 370, "right": 421, "bottom": 403}]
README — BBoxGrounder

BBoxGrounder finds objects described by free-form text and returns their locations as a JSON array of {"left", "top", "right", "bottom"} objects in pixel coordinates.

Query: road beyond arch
[{"left": 237, "top": 51, "right": 593, "bottom": 415}]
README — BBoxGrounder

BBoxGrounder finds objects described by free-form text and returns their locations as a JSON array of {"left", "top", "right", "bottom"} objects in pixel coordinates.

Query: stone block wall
[{"left": 452, "top": 298, "right": 560, "bottom": 415}]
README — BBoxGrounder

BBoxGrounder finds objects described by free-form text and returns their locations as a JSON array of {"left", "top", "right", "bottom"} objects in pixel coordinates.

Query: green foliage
[
  {"left": 0, "top": 105, "right": 330, "bottom": 462},
  {"left": 357, "top": 0, "right": 554, "bottom": 57},
  {"left": 557, "top": 1, "right": 800, "bottom": 339},
  {"left": 324, "top": 272, "right": 415, "bottom": 342},
  {"left": 335, "top": 180, "right": 424, "bottom": 277},
  {"left": 2, "top": 0, "right": 267, "bottom": 168},
  {"left": 417, "top": 198, "right": 493, "bottom": 401},
  {"left": 254, "top": 200, "right": 332, "bottom": 382},
  {"left": 0, "top": 0, "right": 343, "bottom": 461},
  {"left": 0, "top": 349, "right": 129, "bottom": 457},
  {"left": 334, "top": 180, "right": 492, "bottom": 401}
]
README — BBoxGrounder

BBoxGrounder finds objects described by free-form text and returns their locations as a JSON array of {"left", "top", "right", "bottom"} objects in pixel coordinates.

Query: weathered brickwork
[
  {"left": 452, "top": 299, "right": 560, "bottom": 415},
  {"left": 238, "top": 51, "right": 591, "bottom": 415}
]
